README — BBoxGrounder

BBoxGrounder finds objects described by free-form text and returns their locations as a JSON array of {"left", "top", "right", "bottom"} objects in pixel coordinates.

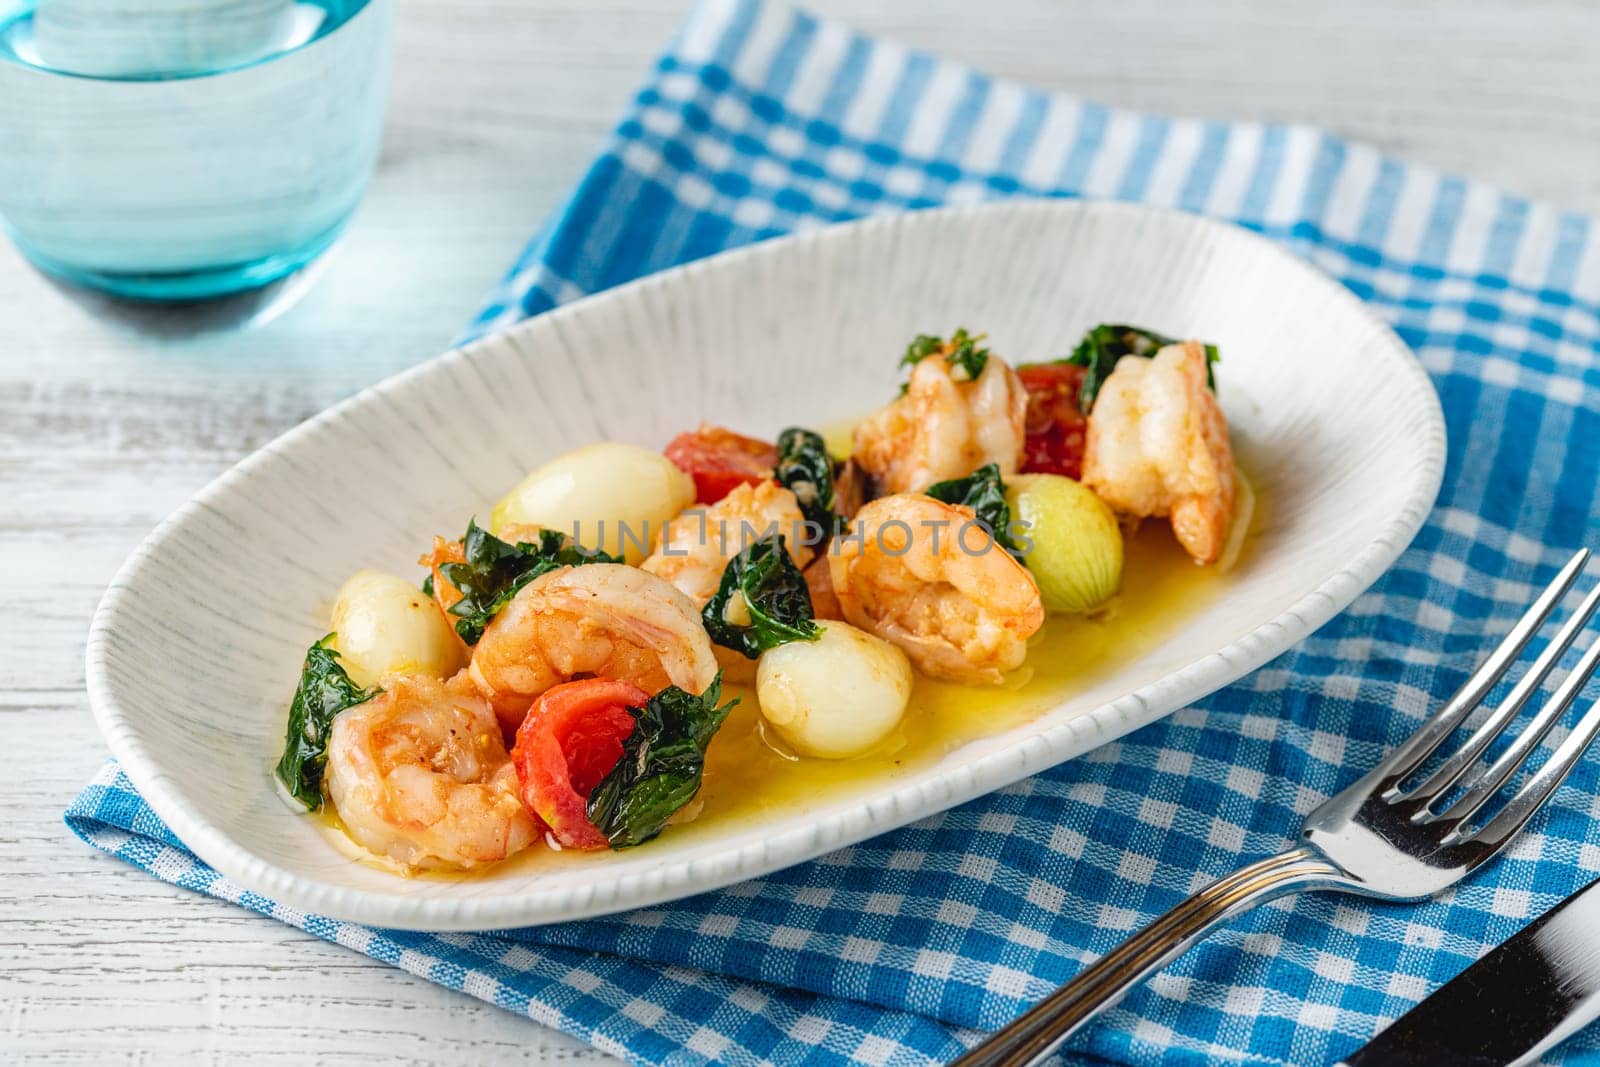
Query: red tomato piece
[
  {"left": 510, "top": 678, "right": 649, "bottom": 850},
  {"left": 1017, "top": 363, "right": 1089, "bottom": 480},
  {"left": 664, "top": 426, "right": 779, "bottom": 504}
]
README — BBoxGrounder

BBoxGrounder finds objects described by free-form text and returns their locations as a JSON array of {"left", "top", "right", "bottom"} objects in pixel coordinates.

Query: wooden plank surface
[{"left": 3, "top": 0, "right": 1596, "bottom": 1062}]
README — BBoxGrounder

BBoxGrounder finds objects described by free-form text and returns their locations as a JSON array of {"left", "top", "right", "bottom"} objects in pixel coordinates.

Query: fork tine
[
  {"left": 1409, "top": 578, "right": 1600, "bottom": 812},
  {"left": 1433, "top": 627, "right": 1600, "bottom": 828},
  {"left": 1450, "top": 688, "right": 1600, "bottom": 851},
  {"left": 1380, "top": 548, "right": 1589, "bottom": 797}
]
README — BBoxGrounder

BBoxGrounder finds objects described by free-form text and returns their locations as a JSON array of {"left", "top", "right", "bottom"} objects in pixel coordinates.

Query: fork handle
[{"left": 955, "top": 846, "right": 1344, "bottom": 1067}]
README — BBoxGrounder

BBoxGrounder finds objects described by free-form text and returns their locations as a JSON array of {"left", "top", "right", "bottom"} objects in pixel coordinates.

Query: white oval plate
[{"left": 88, "top": 201, "right": 1445, "bottom": 931}]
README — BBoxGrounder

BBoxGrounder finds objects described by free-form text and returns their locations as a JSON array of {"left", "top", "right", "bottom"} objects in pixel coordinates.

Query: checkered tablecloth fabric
[{"left": 68, "top": 0, "right": 1600, "bottom": 1063}]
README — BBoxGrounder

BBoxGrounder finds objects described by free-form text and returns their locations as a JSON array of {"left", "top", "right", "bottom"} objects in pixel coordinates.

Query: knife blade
[{"left": 1340, "top": 876, "right": 1600, "bottom": 1067}]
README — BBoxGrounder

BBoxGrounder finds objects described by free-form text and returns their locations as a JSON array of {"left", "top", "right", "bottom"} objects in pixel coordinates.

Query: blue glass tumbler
[{"left": 0, "top": 0, "right": 393, "bottom": 300}]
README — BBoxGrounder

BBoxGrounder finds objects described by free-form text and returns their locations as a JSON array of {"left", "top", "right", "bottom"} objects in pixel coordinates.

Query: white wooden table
[{"left": 4, "top": 1, "right": 1596, "bottom": 1062}]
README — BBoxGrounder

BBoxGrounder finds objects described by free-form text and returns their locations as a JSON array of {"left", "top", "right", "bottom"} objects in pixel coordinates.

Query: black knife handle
[{"left": 1341, "top": 876, "right": 1600, "bottom": 1067}]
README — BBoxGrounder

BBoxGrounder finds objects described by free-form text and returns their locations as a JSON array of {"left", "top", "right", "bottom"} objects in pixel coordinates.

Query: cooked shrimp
[
  {"left": 324, "top": 674, "right": 538, "bottom": 871},
  {"left": 1081, "top": 341, "right": 1237, "bottom": 565},
  {"left": 829, "top": 495, "right": 1043, "bottom": 684},
  {"left": 468, "top": 563, "right": 718, "bottom": 731},
  {"left": 421, "top": 521, "right": 545, "bottom": 626},
  {"left": 803, "top": 554, "right": 845, "bottom": 621},
  {"left": 641, "top": 480, "right": 814, "bottom": 607},
  {"left": 832, "top": 457, "right": 868, "bottom": 520},
  {"left": 852, "top": 348, "right": 1027, "bottom": 496},
  {"left": 713, "top": 644, "right": 758, "bottom": 685}
]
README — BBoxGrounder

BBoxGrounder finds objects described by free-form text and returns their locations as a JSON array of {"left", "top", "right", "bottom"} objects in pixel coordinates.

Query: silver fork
[{"left": 959, "top": 548, "right": 1600, "bottom": 1067}]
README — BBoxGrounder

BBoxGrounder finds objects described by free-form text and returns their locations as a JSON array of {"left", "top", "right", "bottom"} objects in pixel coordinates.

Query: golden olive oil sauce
[{"left": 693, "top": 501, "right": 1256, "bottom": 829}]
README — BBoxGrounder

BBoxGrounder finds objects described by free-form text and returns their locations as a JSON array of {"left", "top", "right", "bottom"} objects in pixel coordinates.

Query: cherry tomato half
[
  {"left": 664, "top": 426, "right": 779, "bottom": 504},
  {"left": 510, "top": 678, "right": 648, "bottom": 850},
  {"left": 1017, "top": 363, "right": 1089, "bottom": 480}
]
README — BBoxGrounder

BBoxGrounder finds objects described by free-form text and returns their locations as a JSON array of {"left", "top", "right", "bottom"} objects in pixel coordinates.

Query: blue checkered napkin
[{"left": 68, "top": 0, "right": 1600, "bottom": 1063}]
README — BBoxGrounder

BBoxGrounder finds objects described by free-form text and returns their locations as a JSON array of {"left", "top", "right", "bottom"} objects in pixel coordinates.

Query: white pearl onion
[
  {"left": 756, "top": 621, "right": 913, "bottom": 759},
  {"left": 329, "top": 570, "right": 462, "bottom": 689}
]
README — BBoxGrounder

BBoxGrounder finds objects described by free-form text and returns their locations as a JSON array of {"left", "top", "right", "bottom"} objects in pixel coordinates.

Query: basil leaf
[
  {"left": 945, "top": 328, "right": 990, "bottom": 381},
  {"left": 924, "top": 462, "right": 1023, "bottom": 560},
  {"left": 585, "top": 676, "right": 740, "bottom": 848},
  {"left": 899, "top": 333, "right": 943, "bottom": 367},
  {"left": 438, "top": 520, "right": 619, "bottom": 645},
  {"left": 1064, "top": 324, "right": 1220, "bottom": 413},
  {"left": 274, "top": 635, "right": 379, "bottom": 811},
  {"left": 774, "top": 426, "right": 838, "bottom": 540},
  {"left": 703, "top": 534, "right": 820, "bottom": 659},
  {"left": 897, "top": 328, "right": 991, "bottom": 383}
]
